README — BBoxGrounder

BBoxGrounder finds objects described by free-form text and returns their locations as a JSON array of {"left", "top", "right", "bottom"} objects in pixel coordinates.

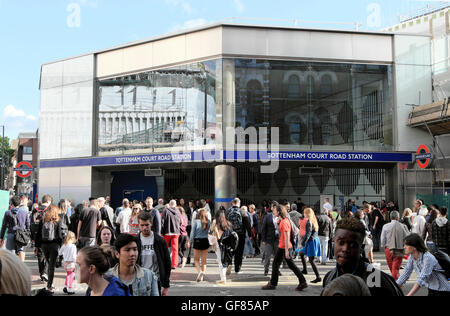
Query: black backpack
[
  {"left": 431, "top": 249, "right": 450, "bottom": 279},
  {"left": 227, "top": 207, "right": 243, "bottom": 234}
]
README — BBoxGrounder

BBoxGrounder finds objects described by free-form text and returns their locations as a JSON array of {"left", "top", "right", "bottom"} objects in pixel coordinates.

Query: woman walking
[
  {"left": 262, "top": 205, "right": 308, "bottom": 292},
  {"left": 190, "top": 208, "right": 211, "bottom": 282},
  {"left": 128, "top": 204, "right": 142, "bottom": 236},
  {"left": 178, "top": 207, "right": 189, "bottom": 268},
  {"left": 397, "top": 233, "right": 450, "bottom": 296},
  {"left": 300, "top": 208, "right": 322, "bottom": 283},
  {"left": 34, "top": 205, "right": 63, "bottom": 294},
  {"left": 211, "top": 211, "right": 233, "bottom": 284}
]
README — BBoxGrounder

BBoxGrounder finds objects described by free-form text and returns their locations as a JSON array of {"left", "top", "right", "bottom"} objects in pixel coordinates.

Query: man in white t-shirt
[
  {"left": 137, "top": 212, "right": 171, "bottom": 296},
  {"left": 323, "top": 198, "right": 333, "bottom": 214},
  {"left": 116, "top": 199, "right": 132, "bottom": 234}
]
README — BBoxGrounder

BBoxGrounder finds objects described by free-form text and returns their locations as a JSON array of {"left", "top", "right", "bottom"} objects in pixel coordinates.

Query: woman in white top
[{"left": 59, "top": 231, "right": 77, "bottom": 295}]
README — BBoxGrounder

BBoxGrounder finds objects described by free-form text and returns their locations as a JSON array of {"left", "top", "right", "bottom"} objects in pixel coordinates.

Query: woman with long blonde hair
[
  {"left": 190, "top": 208, "right": 211, "bottom": 282},
  {"left": 300, "top": 208, "right": 322, "bottom": 283},
  {"left": 35, "top": 205, "right": 62, "bottom": 294}
]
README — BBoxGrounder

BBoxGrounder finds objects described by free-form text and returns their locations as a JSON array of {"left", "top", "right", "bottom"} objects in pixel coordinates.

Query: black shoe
[
  {"left": 301, "top": 270, "right": 308, "bottom": 275},
  {"left": 264, "top": 270, "right": 268, "bottom": 276},
  {"left": 311, "top": 277, "right": 322, "bottom": 284},
  {"left": 261, "top": 282, "right": 276, "bottom": 290},
  {"left": 278, "top": 271, "right": 282, "bottom": 276},
  {"left": 296, "top": 283, "right": 308, "bottom": 291},
  {"left": 67, "top": 290, "right": 76, "bottom": 295},
  {"left": 63, "top": 287, "right": 68, "bottom": 294}
]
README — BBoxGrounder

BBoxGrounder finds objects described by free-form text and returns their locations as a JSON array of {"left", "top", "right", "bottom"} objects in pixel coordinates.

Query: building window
[{"left": 23, "top": 147, "right": 32, "bottom": 154}]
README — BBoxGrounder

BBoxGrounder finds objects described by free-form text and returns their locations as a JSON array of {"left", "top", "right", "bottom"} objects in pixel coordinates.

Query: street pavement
[{"left": 21, "top": 246, "right": 427, "bottom": 296}]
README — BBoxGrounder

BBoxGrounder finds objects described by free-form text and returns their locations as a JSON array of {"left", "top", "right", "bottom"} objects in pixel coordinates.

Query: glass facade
[
  {"left": 97, "top": 60, "right": 221, "bottom": 156},
  {"left": 226, "top": 59, "right": 394, "bottom": 151},
  {"left": 40, "top": 55, "right": 94, "bottom": 160}
]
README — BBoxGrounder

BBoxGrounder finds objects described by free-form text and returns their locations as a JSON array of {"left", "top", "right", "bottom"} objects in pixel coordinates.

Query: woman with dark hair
[
  {"left": 77, "top": 246, "right": 130, "bottom": 296},
  {"left": 397, "top": 233, "right": 450, "bottom": 296},
  {"left": 211, "top": 211, "right": 233, "bottom": 284},
  {"left": 96, "top": 226, "right": 116, "bottom": 246},
  {"left": 423, "top": 208, "right": 438, "bottom": 253}
]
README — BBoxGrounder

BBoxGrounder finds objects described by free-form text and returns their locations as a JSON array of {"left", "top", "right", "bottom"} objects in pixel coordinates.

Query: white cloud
[
  {"left": 234, "top": 0, "right": 245, "bottom": 13},
  {"left": 170, "top": 18, "right": 208, "bottom": 32},
  {"left": 26, "top": 115, "right": 37, "bottom": 121},
  {"left": 4, "top": 104, "right": 25, "bottom": 118}
]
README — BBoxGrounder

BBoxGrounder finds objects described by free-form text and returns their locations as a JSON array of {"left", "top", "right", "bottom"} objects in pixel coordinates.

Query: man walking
[
  {"left": 77, "top": 198, "right": 102, "bottom": 248},
  {"left": 318, "top": 208, "right": 333, "bottom": 265},
  {"left": 261, "top": 201, "right": 279, "bottom": 276},
  {"left": 0, "top": 196, "right": 30, "bottom": 262},
  {"left": 143, "top": 197, "right": 161, "bottom": 236},
  {"left": 432, "top": 207, "right": 450, "bottom": 255},
  {"left": 98, "top": 197, "right": 114, "bottom": 228},
  {"left": 161, "top": 200, "right": 181, "bottom": 270},
  {"left": 380, "top": 211, "right": 410, "bottom": 280},
  {"left": 137, "top": 212, "right": 171, "bottom": 296}
]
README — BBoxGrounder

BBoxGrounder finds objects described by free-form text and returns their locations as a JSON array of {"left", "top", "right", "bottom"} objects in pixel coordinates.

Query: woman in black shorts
[{"left": 190, "top": 208, "right": 211, "bottom": 282}]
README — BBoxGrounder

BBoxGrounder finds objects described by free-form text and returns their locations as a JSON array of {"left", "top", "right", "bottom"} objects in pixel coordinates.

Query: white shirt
[
  {"left": 116, "top": 208, "right": 132, "bottom": 233},
  {"left": 140, "top": 233, "right": 159, "bottom": 279},
  {"left": 412, "top": 215, "right": 426, "bottom": 236},
  {"left": 59, "top": 244, "right": 77, "bottom": 263},
  {"left": 323, "top": 202, "right": 333, "bottom": 213}
]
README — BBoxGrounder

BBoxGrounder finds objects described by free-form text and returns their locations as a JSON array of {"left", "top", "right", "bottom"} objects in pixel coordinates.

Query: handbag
[
  {"left": 12, "top": 212, "right": 31, "bottom": 247},
  {"left": 208, "top": 234, "right": 217, "bottom": 246}
]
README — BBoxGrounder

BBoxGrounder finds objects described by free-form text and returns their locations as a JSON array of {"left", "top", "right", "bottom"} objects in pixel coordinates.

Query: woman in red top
[{"left": 262, "top": 205, "right": 307, "bottom": 292}]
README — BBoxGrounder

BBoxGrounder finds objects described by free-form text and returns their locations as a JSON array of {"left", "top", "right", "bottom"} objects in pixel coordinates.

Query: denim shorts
[{"left": 6, "top": 233, "right": 25, "bottom": 254}]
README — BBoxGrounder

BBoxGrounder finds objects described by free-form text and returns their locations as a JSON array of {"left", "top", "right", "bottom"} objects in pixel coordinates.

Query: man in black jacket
[
  {"left": 318, "top": 208, "right": 333, "bottom": 265},
  {"left": 431, "top": 207, "right": 450, "bottom": 255},
  {"left": 261, "top": 202, "right": 279, "bottom": 276},
  {"left": 226, "top": 198, "right": 252, "bottom": 274},
  {"left": 137, "top": 212, "right": 171, "bottom": 296},
  {"left": 322, "top": 217, "right": 404, "bottom": 296}
]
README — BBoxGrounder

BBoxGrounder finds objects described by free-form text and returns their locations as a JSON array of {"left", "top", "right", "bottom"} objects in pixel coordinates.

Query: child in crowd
[{"left": 59, "top": 231, "right": 77, "bottom": 295}]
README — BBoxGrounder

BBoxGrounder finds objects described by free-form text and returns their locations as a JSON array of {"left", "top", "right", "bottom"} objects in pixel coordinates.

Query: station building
[{"left": 38, "top": 23, "right": 433, "bottom": 210}]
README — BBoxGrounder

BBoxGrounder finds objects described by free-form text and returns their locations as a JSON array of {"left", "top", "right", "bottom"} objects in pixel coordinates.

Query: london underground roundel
[
  {"left": 15, "top": 161, "right": 33, "bottom": 178},
  {"left": 416, "top": 144, "right": 432, "bottom": 169}
]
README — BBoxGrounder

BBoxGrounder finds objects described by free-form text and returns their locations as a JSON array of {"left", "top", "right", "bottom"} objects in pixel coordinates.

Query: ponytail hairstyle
[{"left": 78, "top": 246, "right": 111, "bottom": 275}]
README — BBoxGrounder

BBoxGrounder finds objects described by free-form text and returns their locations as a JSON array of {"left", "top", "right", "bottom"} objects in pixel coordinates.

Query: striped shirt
[{"left": 397, "top": 252, "right": 450, "bottom": 292}]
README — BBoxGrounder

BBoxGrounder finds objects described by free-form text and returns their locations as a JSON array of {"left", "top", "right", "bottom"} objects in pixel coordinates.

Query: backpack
[
  {"left": 42, "top": 222, "right": 56, "bottom": 242},
  {"left": 12, "top": 211, "right": 31, "bottom": 247},
  {"left": 431, "top": 249, "right": 450, "bottom": 279},
  {"left": 288, "top": 217, "right": 299, "bottom": 246},
  {"left": 227, "top": 207, "right": 243, "bottom": 234},
  {"left": 31, "top": 207, "right": 46, "bottom": 239},
  {"left": 221, "top": 230, "right": 239, "bottom": 251},
  {"left": 58, "top": 213, "right": 69, "bottom": 241}
]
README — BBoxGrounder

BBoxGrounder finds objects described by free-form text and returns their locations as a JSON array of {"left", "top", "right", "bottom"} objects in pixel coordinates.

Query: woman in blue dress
[{"left": 300, "top": 208, "right": 322, "bottom": 283}]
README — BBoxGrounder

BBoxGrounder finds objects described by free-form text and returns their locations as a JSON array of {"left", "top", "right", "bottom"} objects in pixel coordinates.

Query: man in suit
[{"left": 261, "top": 201, "right": 280, "bottom": 276}]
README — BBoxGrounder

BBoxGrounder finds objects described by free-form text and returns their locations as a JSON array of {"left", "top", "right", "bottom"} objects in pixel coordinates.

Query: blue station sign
[{"left": 40, "top": 150, "right": 414, "bottom": 168}]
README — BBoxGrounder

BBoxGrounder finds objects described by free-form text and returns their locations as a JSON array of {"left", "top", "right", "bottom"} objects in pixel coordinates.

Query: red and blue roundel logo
[
  {"left": 15, "top": 161, "right": 33, "bottom": 178},
  {"left": 416, "top": 144, "right": 432, "bottom": 169}
]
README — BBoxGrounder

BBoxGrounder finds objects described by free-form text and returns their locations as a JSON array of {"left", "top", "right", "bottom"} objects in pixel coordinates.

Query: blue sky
[{"left": 0, "top": 0, "right": 444, "bottom": 139}]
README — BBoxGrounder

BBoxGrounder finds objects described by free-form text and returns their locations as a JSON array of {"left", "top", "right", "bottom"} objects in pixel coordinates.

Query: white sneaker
[{"left": 196, "top": 272, "right": 204, "bottom": 282}]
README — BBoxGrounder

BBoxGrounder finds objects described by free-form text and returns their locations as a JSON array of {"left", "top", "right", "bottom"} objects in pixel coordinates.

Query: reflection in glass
[
  {"left": 231, "top": 59, "right": 393, "bottom": 150},
  {"left": 97, "top": 61, "right": 220, "bottom": 155}
]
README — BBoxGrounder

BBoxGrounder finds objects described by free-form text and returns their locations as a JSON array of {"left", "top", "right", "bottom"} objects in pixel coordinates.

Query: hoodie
[
  {"left": 85, "top": 275, "right": 131, "bottom": 296},
  {"left": 0, "top": 207, "right": 30, "bottom": 239},
  {"left": 431, "top": 217, "right": 450, "bottom": 254},
  {"left": 161, "top": 207, "right": 181, "bottom": 235}
]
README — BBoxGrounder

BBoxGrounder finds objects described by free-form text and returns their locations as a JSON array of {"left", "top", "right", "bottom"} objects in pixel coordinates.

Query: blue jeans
[
  {"left": 6, "top": 233, "right": 24, "bottom": 254},
  {"left": 244, "top": 233, "right": 254, "bottom": 256},
  {"left": 318, "top": 236, "right": 329, "bottom": 263}
]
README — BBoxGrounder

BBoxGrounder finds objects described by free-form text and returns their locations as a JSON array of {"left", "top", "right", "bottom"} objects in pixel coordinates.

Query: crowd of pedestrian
[{"left": 0, "top": 194, "right": 448, "bottom": 297}]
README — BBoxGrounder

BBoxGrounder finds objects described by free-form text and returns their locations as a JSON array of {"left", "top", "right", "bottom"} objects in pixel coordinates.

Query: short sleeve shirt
[
  {"left": 278, "top": 218, "right": 292, "bottom": 250},
  {"left": 79, "top": 207, "right": 101, "bottom": 238}
]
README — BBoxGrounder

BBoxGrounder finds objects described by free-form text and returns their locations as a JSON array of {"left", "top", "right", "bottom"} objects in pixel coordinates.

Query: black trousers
[
  {"left": 178, "top": 235, "right": 189, "bottom": 264},
  {"left": 41, "top": 242, "right": 60, "bottom": 289},
  {"left": 270, "top": 247, "right": 306, "bottom": 287},
  {"left": 233, "top": 233, "right": 246, "bottom": 272},
  {"left": 36, "top": 247, "right": 48, "bottom": 277},
  {"left": 428, "top": 289, "right": 450, "bottom": 296}
]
